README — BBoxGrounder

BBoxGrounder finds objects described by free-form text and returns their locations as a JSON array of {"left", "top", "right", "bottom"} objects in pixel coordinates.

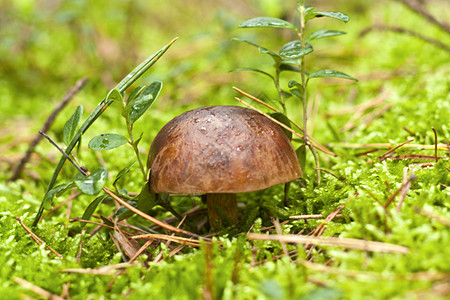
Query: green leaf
[
  {"left": 238, "top": 17, "right": 296, "bottom": 30},
  {"left": 113, "top": 201, "right": 137, "bottom": 221},
  {"left": 306, "top": 30, "right": 346, "bottom": 41},
  {"left": 63, "top": 105, "right": 83, "bottom": 146},
  {"left": 269, "top": 112, "right": 292, "bottom": 140},
  {"left": 281, "top": 90, "right": 293, "bottom": 99},
  {"left": 80, "top": 194, "right": 107, "bottom": 227},
  {"left": 126, "top": 81, "right": 162, "bottom": 124},
  {"left": 232, "top": 38, "right": 281, "bottom": 62},
  {"left": 281, "top": 58, "right": 302, "bottom": 65},
  {"left": 308, "top": 69, "right": 358, "bottom": 81},
  {"left": 43, "top": 182, "right": 76, "bottom": 210},
  {"left": 133, "top": 132, "right": 143, "bottom": 147},
  {"left": 113, "top": 161, "right": 137, "bottom": 187},
  {"left": 127, "top": 85, "right": 146, "bottom": 104},
  {"left": 88, "top": 133, "right": 128, "bottom": 151},
  {"left": 288, "top": 80, "right": 304, "bottom": 99},
  {"left": 230, "top": 68, "right": 274, "bottom": 80},
  {"left": 303, "top": 6, "right": 316, "bottom": 14},
  {"left": 279, "top": 64, "right": 301, "bottom": 73},
  {"left": 306, "top": 11, "right": 349, "bottom": 23},
  {"left": 74, "top": 166, "right": 108, "bottom": 195},
  {"left": 280, "top": 41, "right": 313, "bottom": 59},
  {"left": 33, "top": 38, "right": 177, "bottom": 226},
  {"left": 296, "top": 144, "right": 306, "bottom": 174},
  {"left": 106, "top": 88, "right": 123, "bottom": 103},
  {"left": 288, "top": 80, "right": 303, "bottom": 89},
  {"left": 137, "top": 182, "right": 157, "bottom": 213}
]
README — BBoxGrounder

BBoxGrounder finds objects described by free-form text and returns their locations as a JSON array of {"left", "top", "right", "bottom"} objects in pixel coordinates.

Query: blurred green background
[
  {"left": 1, "top": 0, "right": 448, "bottom": 176},
  {"left": 0, "top": 1, "right": 449, "bottom": 299}
]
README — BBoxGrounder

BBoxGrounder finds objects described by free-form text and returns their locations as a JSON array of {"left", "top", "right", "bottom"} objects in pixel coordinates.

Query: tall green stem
[
  {"left": 298, "top": 3, "right": 321, "bottom": 184},
  {"left": 126, "top": 119, "right": 147, "bottom": 182},
  {"left": 274, "top": 66, "right": 287, "bottom": 114},
  {"left": 32, "top": 38, "right": 178, "bottom": 226}
]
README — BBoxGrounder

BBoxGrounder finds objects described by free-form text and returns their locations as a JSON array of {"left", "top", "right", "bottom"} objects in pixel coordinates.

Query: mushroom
[{"left": 147, "top": 106, "right": 302, "bottom": 228}]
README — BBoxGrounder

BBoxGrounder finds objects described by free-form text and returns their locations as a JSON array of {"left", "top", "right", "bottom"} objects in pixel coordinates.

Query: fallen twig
[
  {"left": 103, "top": 188, "right": 210, "bottom": 241},
  {"left": 132, "top": 234, "right": 201, "bottom": 247},
  {"left": 360, "top": 24, "right": 450, "bottom": 53},
  {"left": 153, "top": 215, "right": 188, "bottom": 263},
  {"left": 247, "top": 233, "right": 409, "bottom": 254},
  {"left": 15, "top": 217, "right": 63, "bottom": 259},
  {"left": 40, "top": 190, "right": 81, "bottom": 222},
  {"left": 12, "top": 277, "right": 64, "bottom": 300},
  {"left": 396, "top": 167, "right": 413, "bottom": 212},
  {"left": 305, "top": 205, "right": 346, "bottom": 260},
  {"left": 233, "top": 87, "right": 337, "bottom": 156},
  {"left": 384, "top": 173, "right": 417, "bottom": 209},
  {"left": 61, "top": 263, "right": 136, "bottom": 275},
  {"left": 302, "top": 261, "right": 449, "bottom": 281},
  {"left": 290, "top": 214, "right": 345, "bottom": 220},
  {"left": 394, "top": 0, "right": 450, "bottom": 33},
  {"left": 327, "top": 142, "right": 449, "bottom": 151},
  {"left": 378, "top": 139, "right": 415, "bottom": 160},
  {"left": 414, "top": 207, "right": 450, "bottom": 227}
]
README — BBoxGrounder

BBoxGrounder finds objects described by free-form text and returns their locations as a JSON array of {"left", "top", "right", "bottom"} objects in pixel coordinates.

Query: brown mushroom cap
[{"left": 148, "top": 106, "right": 302, "bottom": 194}]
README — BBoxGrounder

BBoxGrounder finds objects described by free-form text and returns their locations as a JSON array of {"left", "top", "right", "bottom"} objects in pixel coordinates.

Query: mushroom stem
[{"left": 206, "top": 193, "right": 238, "bottom": 228}]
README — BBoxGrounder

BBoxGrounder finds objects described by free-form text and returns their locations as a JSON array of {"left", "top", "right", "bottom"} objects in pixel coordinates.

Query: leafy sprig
[
  {"left": 234, "top": 0, "right": 357, "bottom": 183},
  {"left": 32, "top": 38, "right": 177, "bottom": 226}
]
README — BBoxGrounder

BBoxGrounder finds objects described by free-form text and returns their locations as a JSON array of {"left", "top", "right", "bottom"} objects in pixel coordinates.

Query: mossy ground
[{"left": 0, "top": 0, "right": 449, "bottom": 299}]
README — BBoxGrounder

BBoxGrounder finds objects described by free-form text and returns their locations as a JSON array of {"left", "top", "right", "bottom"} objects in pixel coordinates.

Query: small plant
[
  {"left": 233, "top": 0, "right": 357, "bottom": 183},
  {"left": 32, "top": 38, "right": 177, "bottom": 226}
]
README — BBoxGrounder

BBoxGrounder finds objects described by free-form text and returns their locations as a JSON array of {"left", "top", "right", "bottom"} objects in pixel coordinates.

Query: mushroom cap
[{"left": 148, "top": 106, "right": 302, "bottom": 194}]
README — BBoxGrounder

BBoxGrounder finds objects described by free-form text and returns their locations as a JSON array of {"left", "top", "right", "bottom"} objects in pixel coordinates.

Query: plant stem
[
  {"left": 274, "top": 66, "right": 287, "bottom": 114},
  {"left": 297, "top": 3, "right": 321, "bottom": 184},
  {"left": 126, "top": 120, "right": 147, "bottom": 182},
  {"left": 32, "top": 37, "right": 178, "bottom": 226}
]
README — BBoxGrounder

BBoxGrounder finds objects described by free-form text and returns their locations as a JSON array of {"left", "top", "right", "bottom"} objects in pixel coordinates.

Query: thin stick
[
  {"left": 327, "top": 143, "right": 449, "bottom": 151},
  {"left": 233, "top": 86, "right": 280, "bottom": 112},
  {"left": 301, "top": 261, "right": 448, "bottom": 281},
  {"left": 103, "top": 188, "right": 209, "bottom": 241},
  {"left": 305, "top": 205, "right": 345, "bottom": 259},
  {"left": 41, "top": 190, "right": 81, "bottom": 222},
  {"left": 132, "top": 234, "right": 200, "bottom": 247},
  {"left": 360, "top": 24, "right": 450, "bottom": 53},
  {"left": 235, "top": 97, "right": 302, "bottom": 138},
  {"left": 61, "top": 263, "right": 135, "bottom": 275},
  {"left": 289, "top": 214, "right": 344, "bottom": 220},
  {"left": 395, "top": 0, "right": 450, "bottom": 34},
  {"left": 39, "top": 131, "right": 88, "bottom": 176},
  {"left": 396, "top": 168, "right": 412, "bottom": 212},
  {"left": 12, "top": 277, "right": 65, "bottom": 300},
  {"left": 128, "top": 240, "right": 153, "bottom": 263},
  {"left": 70, "top": 217, "right": 115, "bottom": 230},
  {"left": 378, "top": 139, "right": 415, "bottom": 160},
  {"left": 154, "top": 215, "right": 187, "bottom": 263},
  {"left": 313, "top": 168, "right": 340, "bottom": 179},
  {"left": 247, "top": 233, "right": 409, "bottom": 254},
  {"left": 384, "top": 173, "right": 416, "bottom": 209},
  {"left": 233, "top": 87, "right": 337, "bottom": 156},
  {"left": 9, "top": 78, "right": 88, "bottom": 181},
  {"left": 414, "top": 207, "right": 450, "bottom": 227},
  {"left": 272, "top": 217, "right": 289, "bottom": 258},
  {"left": 15, "top": 217, "right": 63, "bottom": 259},
  {"left": 432, "top": 127, "right": 438, "bottom": 162}
]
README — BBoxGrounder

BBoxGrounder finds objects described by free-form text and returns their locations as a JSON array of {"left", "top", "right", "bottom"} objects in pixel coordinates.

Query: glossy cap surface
[{"left": 148, "top": 106, "right": 302, "bottom": 194}]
